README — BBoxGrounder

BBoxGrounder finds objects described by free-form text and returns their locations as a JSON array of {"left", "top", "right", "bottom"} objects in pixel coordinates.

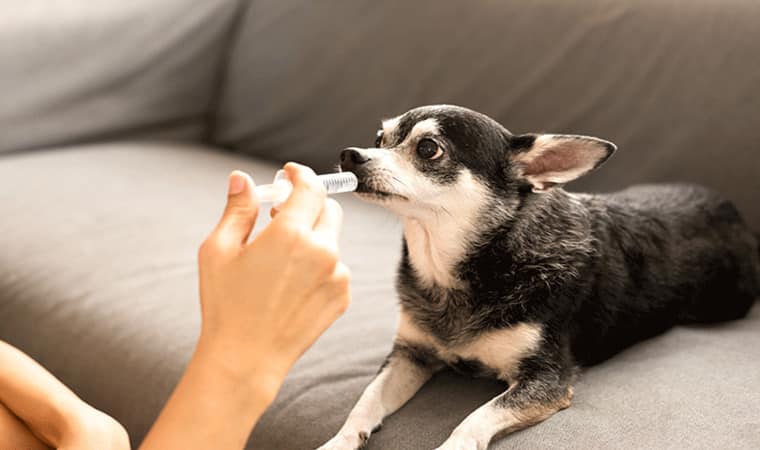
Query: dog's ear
[{"left": 508, "top": 134, "right": 616, "bottom": 192}]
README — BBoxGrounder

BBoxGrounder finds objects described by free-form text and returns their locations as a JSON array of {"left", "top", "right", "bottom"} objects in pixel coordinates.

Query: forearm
[
  {"left": 0, "top": 341, "right": 91, "bottom": 447},
  {"left": 0, "top": 401, "right": 51, "bottom": 450},
  {"left": 139, "top": 338, "right": 284, "bottom": 450}
]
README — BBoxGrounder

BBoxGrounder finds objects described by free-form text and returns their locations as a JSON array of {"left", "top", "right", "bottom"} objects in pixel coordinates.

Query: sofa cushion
[
  {"left": 0, "top": 0, "right": 240, "bottom": 153},
  {"left": 0, "top": 142, "right": 758, "bottom": 448},
  {"left": 213, "top": 0, "right": 760, "bottom": 230}
]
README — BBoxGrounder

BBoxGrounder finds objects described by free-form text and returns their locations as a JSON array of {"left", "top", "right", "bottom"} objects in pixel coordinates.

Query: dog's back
[{"left": 571, "top": 183, "right": 760, "bottom": 364}]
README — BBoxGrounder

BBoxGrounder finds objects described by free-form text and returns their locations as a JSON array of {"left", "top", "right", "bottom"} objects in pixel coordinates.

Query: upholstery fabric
[{"left": 0, "top": 0, "right": 240, "bottom": 153}]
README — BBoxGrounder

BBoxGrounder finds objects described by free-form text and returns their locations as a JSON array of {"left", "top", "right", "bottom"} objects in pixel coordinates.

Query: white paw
[
  {"left": 317, "top": 432, "right": 367, "bottom": 450},
  {"left": 435, "top": 435, "right": 484, "bottom": 450}
]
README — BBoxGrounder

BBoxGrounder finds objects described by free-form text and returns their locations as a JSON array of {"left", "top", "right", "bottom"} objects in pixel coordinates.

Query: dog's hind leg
[
  {"left": 436, "top": 365, "right": 574, "bottom": 450},
  {"left": 318, "top": 342, "right": 442, "bottom": 450}
]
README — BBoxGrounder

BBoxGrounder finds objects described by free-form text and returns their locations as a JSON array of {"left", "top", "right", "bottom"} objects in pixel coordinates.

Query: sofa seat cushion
[{"left": 0, "top": 142, "right": 758, "bottom": 448}]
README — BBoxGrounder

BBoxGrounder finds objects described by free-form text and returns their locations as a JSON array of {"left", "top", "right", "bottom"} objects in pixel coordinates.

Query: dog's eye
[
  {"left": 374, "top": 130, "right": 383, "bottom": 147},
  {"left": 416, "top": 138, "right": 443, "bottom": 160}
]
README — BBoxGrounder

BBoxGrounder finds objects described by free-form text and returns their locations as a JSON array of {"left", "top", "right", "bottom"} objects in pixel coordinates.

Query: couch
[{"left": 1, "top": 1, "right": 758, "bottom": 448}]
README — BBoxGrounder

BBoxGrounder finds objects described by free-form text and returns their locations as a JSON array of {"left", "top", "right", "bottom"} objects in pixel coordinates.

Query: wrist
[
  {"left": 58, "top": 406, "right": 129, "bottom": 450},
  {"left": 191, "top": 337, "right": 287, "bottom": 408},
  {"left": 30, "top": 389, "right": 91, "bottom": 447}
]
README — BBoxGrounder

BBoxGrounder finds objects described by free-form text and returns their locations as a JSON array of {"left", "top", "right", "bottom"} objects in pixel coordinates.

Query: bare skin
[
  {"left": 0, "top": 163, "right": 350, "bottom": 449},
  {"left": 0, "top": 341, "right": 129, "bottom": 449}
]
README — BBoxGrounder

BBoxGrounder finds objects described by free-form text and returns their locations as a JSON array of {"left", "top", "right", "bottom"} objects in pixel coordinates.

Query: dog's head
[{"left": 340, "top": 105, "right": 616, "bottom": 219}]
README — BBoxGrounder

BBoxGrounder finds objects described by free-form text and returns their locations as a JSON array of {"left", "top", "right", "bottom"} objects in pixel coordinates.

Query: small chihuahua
[{"left": 319, "top": 105, "right": 760, "bottom": 450}]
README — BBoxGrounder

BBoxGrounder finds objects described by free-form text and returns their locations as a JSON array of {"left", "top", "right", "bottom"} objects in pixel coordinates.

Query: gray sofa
[{"left": 1, "top": 1, "right": 759, "bottom": 448}]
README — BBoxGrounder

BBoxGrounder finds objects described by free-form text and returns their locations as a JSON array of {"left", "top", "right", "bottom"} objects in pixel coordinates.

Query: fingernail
[
  {"left": 284, "top": 162, "right": 302, "bottom": 171},
  {"left": 228, "top": 172, "right": 245, "bottom": 195}
]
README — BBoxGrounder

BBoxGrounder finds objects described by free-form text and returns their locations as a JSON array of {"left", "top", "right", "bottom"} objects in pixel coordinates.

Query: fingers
[
  {"left": 313, "top": 198, "right": 343, "bottom": 250},
  {"left": 210, "top": 171, "right": 259, "bottom": 249},
  {"left": 321, "top": 262, "right": 352, "bottom": 317},
  {"left": 273, "top": 163, "right": 326, "bottom": 228}
]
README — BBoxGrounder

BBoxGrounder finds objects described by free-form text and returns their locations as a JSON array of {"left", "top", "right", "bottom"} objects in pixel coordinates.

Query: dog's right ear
[{"left": 508, "top": 134, "right": 617, "bottom": 192}]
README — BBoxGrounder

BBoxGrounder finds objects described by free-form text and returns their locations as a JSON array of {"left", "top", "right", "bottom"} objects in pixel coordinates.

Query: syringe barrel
[
  {"left": 320, "top": 171, "right": 359, "bottom": 194},
  {"left": 259, "top": 170, "right": 358, "bottom": 204},
  {"left": 274, "top": 170, "right": 358, "bottom": 195}
]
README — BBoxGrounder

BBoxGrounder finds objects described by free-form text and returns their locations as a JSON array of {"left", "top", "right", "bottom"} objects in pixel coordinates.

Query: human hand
[{"left": 196, "top": 163, "right": 350, "bottom": 397}]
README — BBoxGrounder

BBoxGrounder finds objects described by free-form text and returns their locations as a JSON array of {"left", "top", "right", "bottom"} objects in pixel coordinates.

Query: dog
[{"left": 318, "top": 105, "right": 760, "bottom": 450}]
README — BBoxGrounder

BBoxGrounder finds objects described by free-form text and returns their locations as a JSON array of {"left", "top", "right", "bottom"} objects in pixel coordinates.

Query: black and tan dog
[{"left": 319, "top": 105, "right": 760, "bottom": 450}]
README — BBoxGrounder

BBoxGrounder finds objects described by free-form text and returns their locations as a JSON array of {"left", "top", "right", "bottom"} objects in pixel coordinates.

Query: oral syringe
[{"left": 254, "top": 170, "right": 358, "bottom": 205}]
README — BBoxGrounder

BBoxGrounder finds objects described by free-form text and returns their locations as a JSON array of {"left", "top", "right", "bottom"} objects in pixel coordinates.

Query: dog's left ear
[{"left": 509, "top": 134, "right": 617, "bottom": 192}]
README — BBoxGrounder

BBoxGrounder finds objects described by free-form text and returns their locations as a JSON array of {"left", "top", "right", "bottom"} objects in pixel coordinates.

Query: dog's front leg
[
  {"left": 436, "top": 371, "right": 573, "bottom": 450},
  {"left": 318, "top": 342, "right": 441, "bottom": 450}
]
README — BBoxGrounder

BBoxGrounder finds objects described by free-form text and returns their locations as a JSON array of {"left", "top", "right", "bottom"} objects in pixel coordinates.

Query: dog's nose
[{"left": 340, "top": 147, "right": 370, "bottom": 171}]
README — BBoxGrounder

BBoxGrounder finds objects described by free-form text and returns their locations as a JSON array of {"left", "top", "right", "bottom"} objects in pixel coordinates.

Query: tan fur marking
[
  {"left": 511, "top": 387, "right": 574, "bottom": 431},
  {"left": 408, "top": 118, "right": 440, "bottom": 139},
  {"left": 381, "top": 116, "right": 401, "bottom": 143},
  {"left": 439, "top": 387, "right": 573, "bottom": 449},
  {"left": 396, "top": 312, "right": 543, "bottom": 380}
]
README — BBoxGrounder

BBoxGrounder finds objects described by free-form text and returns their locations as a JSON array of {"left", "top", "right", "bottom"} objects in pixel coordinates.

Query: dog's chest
[{"left": 397, "top": 312, "right": 542, "bottom": 380}]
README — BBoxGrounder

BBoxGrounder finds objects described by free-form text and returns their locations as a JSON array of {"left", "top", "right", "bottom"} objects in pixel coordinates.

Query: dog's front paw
[
  {"left": 435, "top": 435, "right": 485, "bottom": 450},
  {"left": 317, "top": 431, "right": 369, "bottom": 450}
]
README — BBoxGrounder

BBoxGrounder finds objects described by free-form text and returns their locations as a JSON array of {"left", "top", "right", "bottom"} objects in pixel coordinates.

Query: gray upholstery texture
[
  {"left": 0, "top": 143, "right": 758, "bottom": 449},
  {"left": 214, "top": 0, "right": 760, "bottom": 231},
  {"left": 0, "top": 0, "right": 240, "bottom": 153}
]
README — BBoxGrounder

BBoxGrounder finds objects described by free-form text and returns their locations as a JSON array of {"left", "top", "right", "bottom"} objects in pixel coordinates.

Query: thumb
[{"left": 212, "top": 170, "right": 260, "bottom": 248}]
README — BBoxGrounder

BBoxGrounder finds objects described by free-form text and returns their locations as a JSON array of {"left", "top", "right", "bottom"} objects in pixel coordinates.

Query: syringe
[{"left": 254, "top": 170, "right": 358, "bottom": 205}]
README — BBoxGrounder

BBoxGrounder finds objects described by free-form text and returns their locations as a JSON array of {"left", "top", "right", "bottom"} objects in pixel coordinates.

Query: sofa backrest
[
  {"left": 0, "top": 0, "right": 240, "bottom": 154},
  {"left": 212, "top": 0, "right": 760, "bottom": 230}
]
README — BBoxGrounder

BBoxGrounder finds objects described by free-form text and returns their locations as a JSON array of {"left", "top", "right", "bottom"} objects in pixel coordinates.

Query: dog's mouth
[{"left": 355, "top": 181, "right": 408, "bottom": 201}]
